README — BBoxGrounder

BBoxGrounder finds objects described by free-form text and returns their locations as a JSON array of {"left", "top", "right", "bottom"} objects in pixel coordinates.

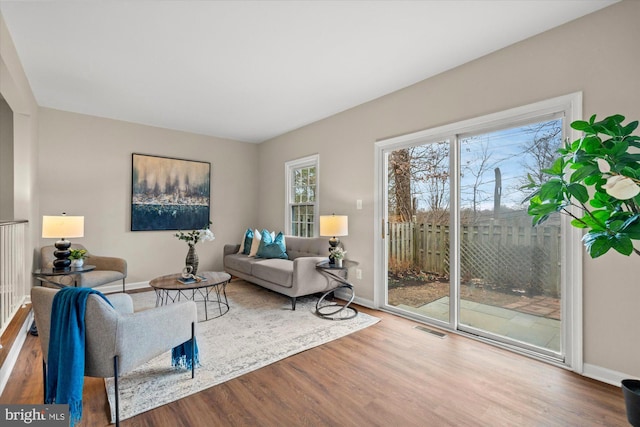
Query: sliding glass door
[{"left": 377, "top": 95, "right": 582, "bottom": 364}]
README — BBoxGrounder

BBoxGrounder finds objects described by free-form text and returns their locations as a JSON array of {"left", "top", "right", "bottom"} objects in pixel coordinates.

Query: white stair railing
[{"left": 0, "top": 220, "right": 28, "bottom": 344}]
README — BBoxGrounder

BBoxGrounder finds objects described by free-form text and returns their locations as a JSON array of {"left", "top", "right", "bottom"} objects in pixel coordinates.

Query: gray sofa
[{"left": 223, "top": 236, "right": 334, "bottom": 310}]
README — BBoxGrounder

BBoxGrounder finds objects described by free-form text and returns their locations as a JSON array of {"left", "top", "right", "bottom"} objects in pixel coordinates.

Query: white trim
[
  {"left": 583, "top": 363, "right": 631, "bottom": 387},
  {"left": 99, "top": 280, "right": 151, "bottom": 294},
  {"left": 374, "top": 92, "right": 583, "bottom": 371},
  {"left": 284, "top": 154, "right": 320, "bottom": 237},
  {"left": 0, "top": 310, "right": 32, "bottom": 396}
]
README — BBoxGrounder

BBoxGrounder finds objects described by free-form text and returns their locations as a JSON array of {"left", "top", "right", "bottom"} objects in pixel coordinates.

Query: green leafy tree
[{"left": 523, "top": 114, "right": 640, "bottom": 258}]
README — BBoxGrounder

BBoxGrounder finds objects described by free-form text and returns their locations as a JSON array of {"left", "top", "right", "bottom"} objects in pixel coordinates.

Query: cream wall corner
[
  {"left": 37, "top": 108, "right": 259, "bottom": 283},
  {"left": 257, "top": 0, "right": 640, "bottom": 379}
]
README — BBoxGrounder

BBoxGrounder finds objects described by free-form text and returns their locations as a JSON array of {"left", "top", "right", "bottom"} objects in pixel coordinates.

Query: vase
[
  {"left": 71, "top": 259, "right": 84, "bottom": 268},
  {"left": 622, "top": 379, "right": 640, "bottom": 426},
  {"left": 185, "top": 245, "right": 199, "bottom": 276},
  {"left": 336, "top": 258, "right": 343, "bottom": 268}
]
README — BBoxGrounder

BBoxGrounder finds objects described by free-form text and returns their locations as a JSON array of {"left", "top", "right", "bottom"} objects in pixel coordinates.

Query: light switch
[{"left": 356, "top": 199, "right": 362, "bottom": 210}]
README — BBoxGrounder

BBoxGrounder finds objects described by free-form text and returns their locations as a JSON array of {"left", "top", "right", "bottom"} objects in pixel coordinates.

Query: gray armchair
[
  {"left": 40, "top": 244, "right": 127, "bottom": 292},
  {"left": 31, "top": 287, "right": 198, "bottom": 427}
]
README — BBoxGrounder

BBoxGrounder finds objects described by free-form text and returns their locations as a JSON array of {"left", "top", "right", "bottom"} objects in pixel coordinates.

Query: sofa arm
[
  {"left": 224, "top": 244, "right": 241, "bottom": 256},
  {"left": 292, "top": 256, "right": 331, "bottom": 293}
]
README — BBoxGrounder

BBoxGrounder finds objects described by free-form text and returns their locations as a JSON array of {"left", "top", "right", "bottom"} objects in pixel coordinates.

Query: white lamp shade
[
  {"left": 42, "top": 215, "right": 84, "bottom": 239},
  {"left": 320, "top": 215, "right": 348, "bottom": 237}
]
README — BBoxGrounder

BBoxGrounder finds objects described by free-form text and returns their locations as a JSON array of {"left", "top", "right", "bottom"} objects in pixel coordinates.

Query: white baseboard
[
  {"left": 333, "top": 289, "right": 375, "bottom": 309},
  {"left": 0, "top": 309, "right": 33, "bottom": 397},
  {"left": 583, "top": 363, "right": 637, "bottom": 387},
  {"left": 99, "top": 280, "right": 151, "bottom": 294}
]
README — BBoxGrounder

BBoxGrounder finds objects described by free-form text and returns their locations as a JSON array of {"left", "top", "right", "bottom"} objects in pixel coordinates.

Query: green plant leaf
[
  {"left": 580, "top": 136, "right": 602, "bottom": 153},
  {"left": 567, "top": 183, "right": 589, "bottom": 203},
  {"left": 613, "top": 235, "right": 634, "bottom": 256},
  {"left": 582, "top": 232, "right": 612, "bottom": 258},
  {"left": 622, "top": 120, "right": 639, "bottom": 135},
  {"left": 569, "top": 164, "right": 597, "bottom": 183},
  {"left": 570, "top": 219, "right": 588, "bottom": 229},
  {"left": 571, "top": 120, "right": 592, "bottom": 131},
  {"left": 538, "top": 180, "right": 564, "bottom": 201}
]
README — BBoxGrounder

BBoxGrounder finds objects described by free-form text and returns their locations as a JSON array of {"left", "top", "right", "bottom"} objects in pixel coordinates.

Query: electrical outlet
[
  {"left": 356, "top": 268, "right": 362, "bottom": 280},
  {"left": 356, "top": 199, "right": 363, "bottom": 210}
]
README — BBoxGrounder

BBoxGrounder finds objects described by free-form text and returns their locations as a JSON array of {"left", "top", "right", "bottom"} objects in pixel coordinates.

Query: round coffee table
[{"left": 149, "top": 271, "right": 231, "bottom": 321}]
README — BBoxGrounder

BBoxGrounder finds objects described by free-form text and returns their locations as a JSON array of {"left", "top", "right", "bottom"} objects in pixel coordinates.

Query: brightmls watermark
[{"left": 1, "top": 405, "right": 68, "bottom": 426}]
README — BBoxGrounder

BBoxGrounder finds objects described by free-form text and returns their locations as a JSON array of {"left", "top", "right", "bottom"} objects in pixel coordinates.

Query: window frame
[
  {"left": 374, "top": 92, "right": 583, "bottom": 371},
  {"left": 285, "top": 154, "right": 320, "bottom": 237}
]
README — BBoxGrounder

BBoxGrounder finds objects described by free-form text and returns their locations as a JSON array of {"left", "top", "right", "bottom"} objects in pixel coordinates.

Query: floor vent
[{"left": 414, "top": 325, "right": 447, "bottom": 338}]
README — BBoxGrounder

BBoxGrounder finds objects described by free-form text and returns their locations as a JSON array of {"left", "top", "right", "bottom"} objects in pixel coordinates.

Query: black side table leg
[{"left": 29, "top": 320, "right": 38, "bottom": 336}]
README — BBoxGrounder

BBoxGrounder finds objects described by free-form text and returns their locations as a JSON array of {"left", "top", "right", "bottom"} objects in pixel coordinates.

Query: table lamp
[
  {"left": 42, "top": 214, "right": 84, "bottom": 271},
  {"left": 320, "top": 214, "right": 348, "bottom": 263}
]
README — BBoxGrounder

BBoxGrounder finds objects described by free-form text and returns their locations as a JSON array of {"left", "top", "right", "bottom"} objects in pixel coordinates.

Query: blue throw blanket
[
  {"left": 171, "top": 338, "right": 200, "bottom": 369},
  {"left": 46, "top": 287, "right": 112, "bottom": 427}
]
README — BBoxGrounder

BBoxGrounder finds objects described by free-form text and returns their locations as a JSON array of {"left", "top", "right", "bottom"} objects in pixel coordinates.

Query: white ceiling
[{"left": 0, "top": 1, "right": 617, "bottom": 143}]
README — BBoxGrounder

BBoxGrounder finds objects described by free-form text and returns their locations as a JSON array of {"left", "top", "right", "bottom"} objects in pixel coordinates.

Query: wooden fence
[{"left": 388, "top": 221, "right": 561, "bottom": 297}]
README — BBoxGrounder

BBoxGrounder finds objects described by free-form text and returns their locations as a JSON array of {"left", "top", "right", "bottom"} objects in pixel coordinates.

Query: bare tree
[
  {"left": 520, "top": 120, "right": 562, "bottom": 186},
  {"left": 461, "top": 139, "right": 494, "bottom": 221},
  {"left": 389, "top": 149, "right": 413, "bottom": 222}
]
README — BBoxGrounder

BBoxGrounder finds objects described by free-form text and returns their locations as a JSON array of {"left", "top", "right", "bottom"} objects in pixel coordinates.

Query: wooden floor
[{"left": 0, "top": 290, "right": 628, "bottom": 427}]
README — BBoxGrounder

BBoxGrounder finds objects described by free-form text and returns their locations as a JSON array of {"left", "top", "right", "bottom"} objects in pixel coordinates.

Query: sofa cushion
[
  {"left": 251, "top": 259, "right": 294, "bottom": 288},
  {"left": 241, "top": 228, "right": 253, "bottom": 254},
  {"left": 257, "top": 231, "right": 287, "bottom": 259},
  {"left": 286, "top": 236, "right": 329, "bottom": 260},
  {"left": 224, "top": 254, "right": 263, "bottom": 275}
]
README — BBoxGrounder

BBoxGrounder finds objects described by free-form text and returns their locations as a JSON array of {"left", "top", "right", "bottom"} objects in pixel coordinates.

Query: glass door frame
[{"left": 373, "top": 92, "right": 584, "bottom": 371}]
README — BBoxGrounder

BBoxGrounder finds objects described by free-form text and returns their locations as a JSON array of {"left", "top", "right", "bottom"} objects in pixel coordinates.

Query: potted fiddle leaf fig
[{"left": 523, "top": 114, "right": 640, "bottom": 426}]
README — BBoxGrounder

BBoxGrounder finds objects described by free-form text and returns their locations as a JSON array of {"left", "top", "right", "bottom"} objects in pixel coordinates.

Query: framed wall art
[{"left": 131, "top": 153, "right": 211, "bottom": 231}]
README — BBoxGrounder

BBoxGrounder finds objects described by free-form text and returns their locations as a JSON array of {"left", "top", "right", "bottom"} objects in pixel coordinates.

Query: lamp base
[
  {"left": 52, "top": 238, "right": 71, "bottom": 271},
  {"left": 328, "top": 237, "right": 340, "bottom": 264}
]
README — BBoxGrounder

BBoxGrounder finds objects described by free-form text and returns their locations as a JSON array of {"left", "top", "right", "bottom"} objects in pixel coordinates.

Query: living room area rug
[{"left": 105, "top": 279, "right": 380, "bottom": 422}]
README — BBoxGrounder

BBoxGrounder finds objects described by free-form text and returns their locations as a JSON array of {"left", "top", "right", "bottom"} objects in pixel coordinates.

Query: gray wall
[
  {"left": 0, "top": 11, "right": 39, "bottom": 275},
  {"left": 37, "top": 108, "right": 259, "bottom": 283},
  {"left": 258, "top": 0, "right": 640, "bottom": 378},
  {"left": 0, "top": 94, "right": 13, "bottom": 220}
]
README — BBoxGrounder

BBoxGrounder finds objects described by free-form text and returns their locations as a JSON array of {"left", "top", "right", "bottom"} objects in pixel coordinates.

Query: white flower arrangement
[
  {"left": 330, "top": 247, "right": 347, "bottom": 260},
  {"left": 175, "top": 222, "right": 215, "bottom": 246}
]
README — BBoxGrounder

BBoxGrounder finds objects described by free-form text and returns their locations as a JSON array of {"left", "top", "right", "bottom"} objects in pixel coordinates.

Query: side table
[
  {"left": 33, "top": 265, "right": 97, "bottom": 288},
  {"left": 315, "top": 260, "right": 358, "bottom": 320}
]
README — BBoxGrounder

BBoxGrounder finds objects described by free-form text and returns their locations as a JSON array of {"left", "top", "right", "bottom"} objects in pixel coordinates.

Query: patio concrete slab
[{"left": 396, "top": 297, "right": 561, "bottom": 352}]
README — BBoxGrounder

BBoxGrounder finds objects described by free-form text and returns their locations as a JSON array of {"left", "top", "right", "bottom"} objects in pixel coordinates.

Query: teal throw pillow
[
  {"left": 242, "top": 228, "right": 253, "bottom": 255},
  {"left": 256, "top": 231, "right": 288, "bottom": 259}
]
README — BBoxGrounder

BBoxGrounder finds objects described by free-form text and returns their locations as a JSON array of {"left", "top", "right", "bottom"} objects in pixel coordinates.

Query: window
[{"left": 285, "top": 155, "right": 319, "bottom": 237}]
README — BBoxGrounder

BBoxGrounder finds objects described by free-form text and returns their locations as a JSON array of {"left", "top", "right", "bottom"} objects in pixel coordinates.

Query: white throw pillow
[
  {"left": 237, "top": 230, "right": 248, "bottom": 254},
  {"left": 248, "top": 229, "right": 262, "bottom": 257}
]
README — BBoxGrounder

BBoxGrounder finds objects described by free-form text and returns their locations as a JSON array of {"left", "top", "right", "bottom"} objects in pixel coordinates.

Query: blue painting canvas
[{"left": 131, "top": 153, "right": 210, "bottom": 231}]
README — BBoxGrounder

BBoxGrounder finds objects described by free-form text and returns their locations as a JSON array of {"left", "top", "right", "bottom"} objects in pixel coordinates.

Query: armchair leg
[
  {"left": 122, "top": 278, "right": 126, "bottom": 293},
  {"left": 113, "top": 355, "right": 120, "bottom": 427},
  {"left": 291, "top": 297, "right": 296, "bottom": 311},
  {"left": 42, "top": 360, "right": 46, "bottom": 403},
  {"left": 191, "top": 322, "right": 195, "bottom": 379}
]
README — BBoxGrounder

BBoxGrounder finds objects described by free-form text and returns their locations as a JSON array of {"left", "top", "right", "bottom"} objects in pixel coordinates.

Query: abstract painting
[{"left": 131, "top": 153, "right": 210, "bottom": 231}]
